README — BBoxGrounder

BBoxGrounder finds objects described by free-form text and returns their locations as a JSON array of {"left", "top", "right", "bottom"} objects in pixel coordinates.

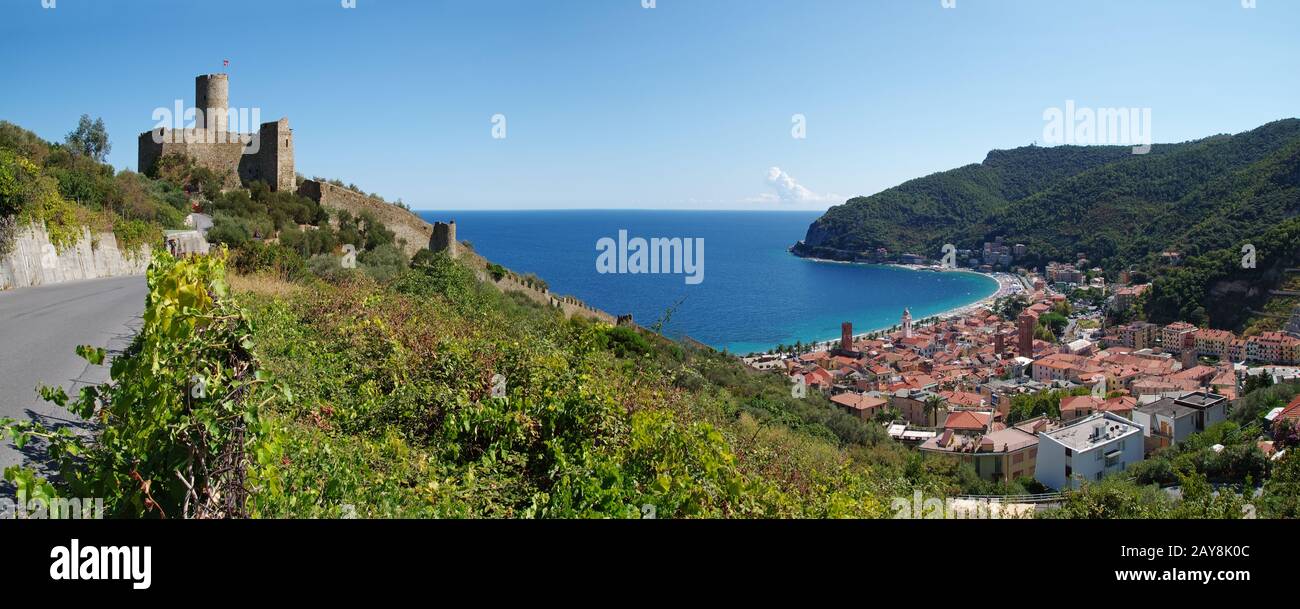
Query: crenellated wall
[
  {"left": 0, "top": 223, "right": 152, "bottom": 291},
  {"left": 459, "top": 248, "right": 617, "bottom": 324}
]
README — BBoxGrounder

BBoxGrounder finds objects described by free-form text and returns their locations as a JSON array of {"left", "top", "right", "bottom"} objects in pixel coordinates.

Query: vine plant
[{"left": 1, "top": 250, "right": 286, "bottom": 518}]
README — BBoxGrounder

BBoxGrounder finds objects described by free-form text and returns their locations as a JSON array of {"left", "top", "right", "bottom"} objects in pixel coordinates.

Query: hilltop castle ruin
[
  {"left": 137, "top": 73, "right": 295, "bottom": 192},
  {"left": 132, "top": 74, "right": 616, "bottom": 324}
]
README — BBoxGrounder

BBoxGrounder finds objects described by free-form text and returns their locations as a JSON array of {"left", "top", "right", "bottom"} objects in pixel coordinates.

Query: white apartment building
[{"left": 1036, "top": 412, "right": 1145, "bottom": 490}]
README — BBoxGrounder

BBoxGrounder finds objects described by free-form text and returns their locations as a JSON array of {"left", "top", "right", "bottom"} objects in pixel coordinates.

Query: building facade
[{"left": 1036, "top": 412, "right": 1145, "bottom": 490}]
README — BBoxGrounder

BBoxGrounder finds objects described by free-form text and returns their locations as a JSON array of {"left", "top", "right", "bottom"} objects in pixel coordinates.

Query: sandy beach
[{"left": 754, "top": 260, "right": 1027, "bottom": 356}]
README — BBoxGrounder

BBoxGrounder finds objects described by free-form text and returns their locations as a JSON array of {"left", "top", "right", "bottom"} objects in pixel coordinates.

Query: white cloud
[{"left": 751, "top": 167, "right": 841, "bottom": 205}]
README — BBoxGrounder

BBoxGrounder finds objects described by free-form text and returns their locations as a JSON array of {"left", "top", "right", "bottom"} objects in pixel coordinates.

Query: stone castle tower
[
  {"left": 138, "top": 74, "right": 295, "bottom": 192},
  {"left": 195, "top": 74, "right": 229, "bottom": 133},
  {"left": 431, "top": 221, "right": 458, "bottom": 257}
]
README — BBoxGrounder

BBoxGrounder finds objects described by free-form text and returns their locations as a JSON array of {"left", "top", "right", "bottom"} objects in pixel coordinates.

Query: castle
[
  {"left": 137, "top": 74, "right": 295, "bottom": 192},
  {"left": 138, "top": 73, "right": 464, "bottom": 262}
]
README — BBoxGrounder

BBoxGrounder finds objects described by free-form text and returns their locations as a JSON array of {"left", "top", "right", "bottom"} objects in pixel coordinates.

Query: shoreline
[{"left": 744, "top": 258, "right": 1025, "bottom": 357}]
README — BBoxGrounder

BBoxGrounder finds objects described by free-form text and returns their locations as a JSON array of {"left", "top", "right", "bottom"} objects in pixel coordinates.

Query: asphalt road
[{"left": 0, "top": 276, "right": 147, "bottom": 494}]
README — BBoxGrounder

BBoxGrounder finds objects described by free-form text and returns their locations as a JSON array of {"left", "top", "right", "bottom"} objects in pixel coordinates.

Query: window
[
  {"left": 1065, "top": 448, "right": 1073, "bottom": 458},
  {"left": 1095, "top": 471, "right": 1103, "bottom": 481},
  {"left": 1096, "top": 449, "right": 1103, "bottom": 461}
]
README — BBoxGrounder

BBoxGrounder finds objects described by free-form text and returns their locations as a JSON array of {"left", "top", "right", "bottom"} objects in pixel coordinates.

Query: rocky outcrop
[{"left": 0, "top": 223, "right": 151, "bottom": 291}]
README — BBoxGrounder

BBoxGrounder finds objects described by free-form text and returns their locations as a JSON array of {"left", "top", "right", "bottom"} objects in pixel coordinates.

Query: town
[{"left": 743, "top": 256, "right": 1300, "bottom": 493}]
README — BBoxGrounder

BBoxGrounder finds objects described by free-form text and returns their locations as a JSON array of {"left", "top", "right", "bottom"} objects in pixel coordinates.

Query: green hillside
[{"left": 795, "top": 119, "right": 1300, "bottom": 329}]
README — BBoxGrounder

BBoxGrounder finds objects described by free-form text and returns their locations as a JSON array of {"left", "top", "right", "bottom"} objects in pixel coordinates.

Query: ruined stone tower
[
  {"left": 138, "top": 73, "right": 295, "bottom": 192},
  {"left": 431, "top": 221, "right": 458, "bottom": 257}
]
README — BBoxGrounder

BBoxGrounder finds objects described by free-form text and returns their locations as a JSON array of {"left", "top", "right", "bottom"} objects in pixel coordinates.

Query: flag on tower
[{"left": 223, "top": 59, "right": 230, "bottom": 67}]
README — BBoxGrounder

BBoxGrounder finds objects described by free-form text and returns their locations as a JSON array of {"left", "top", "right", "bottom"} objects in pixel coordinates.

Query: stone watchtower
[
  {"left": 195, "top": 73, "right": 229, "bottom": 133},
  {"left": 431, "top": 221, "right": 458, "bottom": 257}
]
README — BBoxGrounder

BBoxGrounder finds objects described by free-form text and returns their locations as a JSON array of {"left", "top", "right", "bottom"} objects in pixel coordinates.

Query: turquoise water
[{"left": 419, "top": 210, "right": 997, "bottom": 354}]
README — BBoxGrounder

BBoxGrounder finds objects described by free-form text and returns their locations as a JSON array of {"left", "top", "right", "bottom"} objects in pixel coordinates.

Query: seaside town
[{"left": 745, "top": 240, "right": 1300, "bottom": 491}]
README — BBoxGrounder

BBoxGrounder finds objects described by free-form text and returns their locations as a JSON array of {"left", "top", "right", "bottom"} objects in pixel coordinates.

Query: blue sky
[{"left": 1, "top": 0, "right": 1297, "bottom": 210}]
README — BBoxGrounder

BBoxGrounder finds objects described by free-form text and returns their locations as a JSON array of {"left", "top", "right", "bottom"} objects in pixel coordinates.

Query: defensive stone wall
[
  {"left": 298, "top": 179, "right": 434, "bottom": 259},
  {"left": 459, "top": 248, "right": 617, "bottom": 324}
]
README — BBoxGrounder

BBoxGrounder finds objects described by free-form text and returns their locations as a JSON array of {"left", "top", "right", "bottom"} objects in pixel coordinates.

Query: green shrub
[
  {"left": 601, "top": 326, "right": 652, "bottom": 358},
  {"left": 359, "top": 243, "right": 408, "bottom": 283},
  {"left": 232, "top": 242, "right": 307, "bottom": 279}
]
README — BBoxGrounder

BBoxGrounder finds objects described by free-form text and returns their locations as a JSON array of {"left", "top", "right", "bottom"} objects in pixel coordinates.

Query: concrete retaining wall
[{"left": 0, "top": 223, "right": 152, "bottom": 291}]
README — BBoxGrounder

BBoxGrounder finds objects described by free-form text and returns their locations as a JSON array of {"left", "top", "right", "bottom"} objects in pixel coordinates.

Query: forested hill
[{"left": 795, "top": 118, "right": 1300, "bottom": 273}]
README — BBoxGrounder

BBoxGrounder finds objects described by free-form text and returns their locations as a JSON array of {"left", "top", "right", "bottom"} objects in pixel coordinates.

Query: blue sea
[{"left": 417, "top": 210, "right": 997, "bottom": 354}]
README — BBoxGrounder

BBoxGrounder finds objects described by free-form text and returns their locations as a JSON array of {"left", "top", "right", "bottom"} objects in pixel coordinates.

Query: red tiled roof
[
  {"left": 1060, "top": 396, "right": 1104, "bottom": 415},
  {"left": 1277, "top": 397, "right": 1300, "bottom": 427},
  {"left": 943, "top": 410, "right": 992, "bottom": 431},
  {"left": 830, "top": 392, "right": 888, "bottom": 412}
]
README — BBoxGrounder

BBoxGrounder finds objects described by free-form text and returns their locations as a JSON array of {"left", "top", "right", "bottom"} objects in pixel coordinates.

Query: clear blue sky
[{"left": 2, "top": 0, "right": 1297, "bottom": 210}]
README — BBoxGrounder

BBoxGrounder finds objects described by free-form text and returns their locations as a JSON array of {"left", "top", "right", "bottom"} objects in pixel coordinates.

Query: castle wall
[
  {"left": 297, "top": 180, "right": 433, "bottom": 259},
  {"left": 1, "top": 224, "right": 152, "bottom": 291},
  {"left": 138, "top": 125, "right": 292, "bottom": 192},
  {"left": 459, "top": 248, "right": 616, "bottom": 324}
]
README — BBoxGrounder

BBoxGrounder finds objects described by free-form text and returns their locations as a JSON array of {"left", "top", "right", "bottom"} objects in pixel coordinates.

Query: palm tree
[{"left": 924, "top": 395, "right": 946, "bottom": 428}]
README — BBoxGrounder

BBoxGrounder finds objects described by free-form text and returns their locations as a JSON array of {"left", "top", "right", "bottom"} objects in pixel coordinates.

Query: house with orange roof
[
  {"left": 1273, "top": 395, "right": 1300, "bottom": 435},
  {"left": 797, "top": 367, "right": 833, "bottom": 392},
  {"left": 919, "top": 416, "right": 1051, "bottom": 482},
  {"left": 942, "top": 410, "right": 993, "bottom": 434},
  {"left": 1101, "top": 396, "right": 1137, "bottom": 419},
  {"left": 1031, "top": 353, "right": 1090, "bottom": 383},
  {"left": 1060, "top": 396, "right": 1103, "bottom": 422},
  {"left": 940, "top": 390, "right": 987, "bottom": 409},
  {"left": 830, "top": 392, "right": 889, "bottom": 421}
]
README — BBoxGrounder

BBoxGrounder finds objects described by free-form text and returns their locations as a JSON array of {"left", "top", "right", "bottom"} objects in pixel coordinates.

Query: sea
[{"left": 417, "top": 210, "right": 998, "bottom": 355}]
